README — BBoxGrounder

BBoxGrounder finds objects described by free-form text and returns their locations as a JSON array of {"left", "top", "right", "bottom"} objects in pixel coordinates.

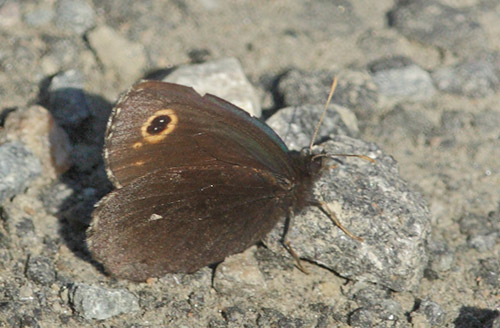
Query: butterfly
[{"left": 87, "top": 78, "right": 370, "bottom": 281}]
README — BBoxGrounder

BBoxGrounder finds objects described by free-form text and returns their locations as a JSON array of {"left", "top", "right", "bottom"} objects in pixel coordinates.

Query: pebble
[
  {"left": 3, "top": 105, "right": 72, "bottom": 178},
  {"left": 55, "top": 0, "right": 96, "bottom": 35},
  {"left": 0, "top": 142, "right": 42, "bottom": 203},
  {"left": 87, "top": 25, "right": 147, "bottom": 85},
  {"left": 432, "top": 58, "right": 500, "bottom": 97},
  {"left": 165, "top": 57, "right": 261, "bottom": 117},
  {"left": 70, "top": 284, "right": 140, "bottom": 320},
  {"left": 370, "top": 57, "right": 435, "bottom": 102},
  {"left": 389, "top": 1, "right": 485, "bottom": 54},
  {"left": 26, "top": 255, "right": 56, "bottom": 286},
  {"left": 213, "top": 247, "right": 267, "bottom": 295}
]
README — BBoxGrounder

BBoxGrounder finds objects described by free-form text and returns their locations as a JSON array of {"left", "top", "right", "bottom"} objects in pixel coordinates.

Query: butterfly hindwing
[{"left": 88, "top": 164, "right": 287, "bottom": 281}]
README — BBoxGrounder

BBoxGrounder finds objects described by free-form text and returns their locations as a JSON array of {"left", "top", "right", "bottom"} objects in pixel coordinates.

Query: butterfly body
[{"left": 87, "top": 81, "right": 324, "bottom": 281}]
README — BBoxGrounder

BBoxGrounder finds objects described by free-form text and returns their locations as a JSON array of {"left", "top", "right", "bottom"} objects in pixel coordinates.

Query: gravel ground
[{"left": 1, "top": 0, "right": 499, "bottom": 327}]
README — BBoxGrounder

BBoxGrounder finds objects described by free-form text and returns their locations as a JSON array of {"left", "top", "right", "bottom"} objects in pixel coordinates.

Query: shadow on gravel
[{"left": 454, "top": 307, "right": 499, "bottom": 328}]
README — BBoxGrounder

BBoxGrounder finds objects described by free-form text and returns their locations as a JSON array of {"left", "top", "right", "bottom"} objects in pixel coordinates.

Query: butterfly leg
[
  {"left": 313, "top": 200, "right": 364, "bottom": 242},
  {"left": 282, "top": 214, "right": 309, "bottom": 274},
  {"left": 284, "top": 240, "right": 309, "bottom": 274}
]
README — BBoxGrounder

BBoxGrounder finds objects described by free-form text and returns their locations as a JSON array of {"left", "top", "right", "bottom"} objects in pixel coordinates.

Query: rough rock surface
[{"left": 0, "top": 0, "right": 499, "bottom": 326}]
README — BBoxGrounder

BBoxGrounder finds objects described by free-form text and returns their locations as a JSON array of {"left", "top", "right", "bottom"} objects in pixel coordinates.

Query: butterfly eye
[
  {"left": 147, "top": 115, "right": 171, "bottom": 135},
  {"left": 139, "top": 109, "right": 178, "bottom": 144}
]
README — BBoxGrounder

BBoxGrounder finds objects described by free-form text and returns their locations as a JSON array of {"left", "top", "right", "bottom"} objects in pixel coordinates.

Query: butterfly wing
[
  {"left": 104, "top": 81, "right": 295, "bottom": 187},
  {"left": 88, "top": 164, "right": 287, "bottom": 281}
]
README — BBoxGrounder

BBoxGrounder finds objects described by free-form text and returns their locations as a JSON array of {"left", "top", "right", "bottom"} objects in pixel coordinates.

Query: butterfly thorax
[{"left": 283, "top": 150, "right": 325, "bottom": 214}]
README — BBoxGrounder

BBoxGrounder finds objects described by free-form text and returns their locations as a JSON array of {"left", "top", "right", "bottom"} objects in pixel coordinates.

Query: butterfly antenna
[
  {"left": 312, "top": 153, "right": 376, "bottom": 164},
  {"left": 308, "top": 77, "right": 338, "bottom": 151}
]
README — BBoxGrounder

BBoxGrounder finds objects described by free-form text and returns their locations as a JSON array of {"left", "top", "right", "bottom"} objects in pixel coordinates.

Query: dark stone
[
  {"left": 26, "top": 256, "right": 56, "bottom": 286},
  {"left": 389, "top": 0, "right": 486, "bottom": 54},
  {"left": 477, "top": 258, "right": 500, "bottom": 288},
  {"left": 419, "top": 299, "right": 446, "bottom": 326}
]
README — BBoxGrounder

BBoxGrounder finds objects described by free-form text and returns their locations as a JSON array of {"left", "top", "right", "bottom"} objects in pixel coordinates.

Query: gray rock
[
  {"left": 295, "top": 0, "right": 361, "bottom": 37},
  {"left": 15, "top": 315, "right": 40, "bottom": 328},
  {"left": 0, "top": 142, "right": 42, "bottom": 203},
  {"left": 370, "top": 57, "right": 435, "bottom": 102},
  {"left": 418, "top": 299, "right": 446, "bottom": 326},
  {"left": 369, "top": 56, "right": 414, "bottom": 72},
  {"left": 23, "top": 4, "right": 55, "bottom": 27},
  {"left": 469, "top": 233, "right": 497, "bottom": 252},
  {"left": 221, "top": 306, "right": 247, "bottom": 325},
  {"left": 439, "top": 110, "right": 473, "bottom": 135},
  {"left": 49, "top": 68, "right": 84, "bottom": 90},
  {"left": 48, "top": 70, "right": 90, "bottom": 128},
  {"left": 477, "top": 258, "right": 500, "bottom": 288},
  {"left": 87, "top": 25, "right": 147, "bottom": 84},
  {"left": 459, "top": 209, "right": 500, "bottom": 245},
  {"left": 277, "top": 69, "right": 379, "bottom": 121},
  {"left": 39, "top": 36, "right": 90, "bottom": 75},
  {"left": 70, "top": 284, "right": 140, "bottom": 320},
  {"left": 0, "top": 32, "right": 43, "bottom": 109},
  {"left": 213, "top": 247, "right": 267, "bottom": 296},
  {"left": 25, "top": 255, "right": 56, "bottom": 286},
  {"left": 1, "top": 196, "right": 45, "bottom": 249},
  {"left": 346, "top": 282, "right": 406, "bottom": 327},
  {"left": 257, "top": 308, "right": 304, "bottom": 328},
  {"left": 277, "top": 69, "right": 337, "bottom": 106},
  {"left": 3, "top": 105, "right": 73, "bottom": 178},
  {"left": 350, "top": 300, "right": 405, "bottom": 327},
  {"left": 389, "top": 0, "right": 486, "bottom": 54},
  {"left": 473, "top": 109, "right": 500, "bottom": 140},
  {"left": 266, "top": 103, "right": 359, "bottom": 151},
  {"left": 18, "top": 284, "right": 35, "bottom": 302},
  {"left": 265, "top": 99, "right": 430, "bottom": 289},
  {"left": 264, "top": 136, "right": 431, "bottom": 292},
  {"left": 349, "top": 308, "right": 374, "bottom": 327},
  {"left": 55, "top": 0, "right": 96, "bottom": 35},
  {"left": 14, "top": 217, "right": 35, "bottom": 240},
  {"left": 432, "top": 57, "right": 500, "bottom": 98},
  {"left": 39, "top": 183, "right": 74, "bottom": 216},
  {"left": 426, "top": 239, "right": 454, "bottom": 276},
  {"left": 164, "top": 57, "right": 261, "bottom": 117},
  {"left": 372, "top": 104, "right": 436, "bottom": 144}
]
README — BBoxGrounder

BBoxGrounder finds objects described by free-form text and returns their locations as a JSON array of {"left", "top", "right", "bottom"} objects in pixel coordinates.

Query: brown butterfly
[{"left": 87, "top": 79, "right": 370, "bottom": 281}]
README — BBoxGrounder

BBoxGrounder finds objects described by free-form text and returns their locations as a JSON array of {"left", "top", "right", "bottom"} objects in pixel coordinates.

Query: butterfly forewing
[{"left": 104, "top": 81, "right": 296, "bottom": 187}]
